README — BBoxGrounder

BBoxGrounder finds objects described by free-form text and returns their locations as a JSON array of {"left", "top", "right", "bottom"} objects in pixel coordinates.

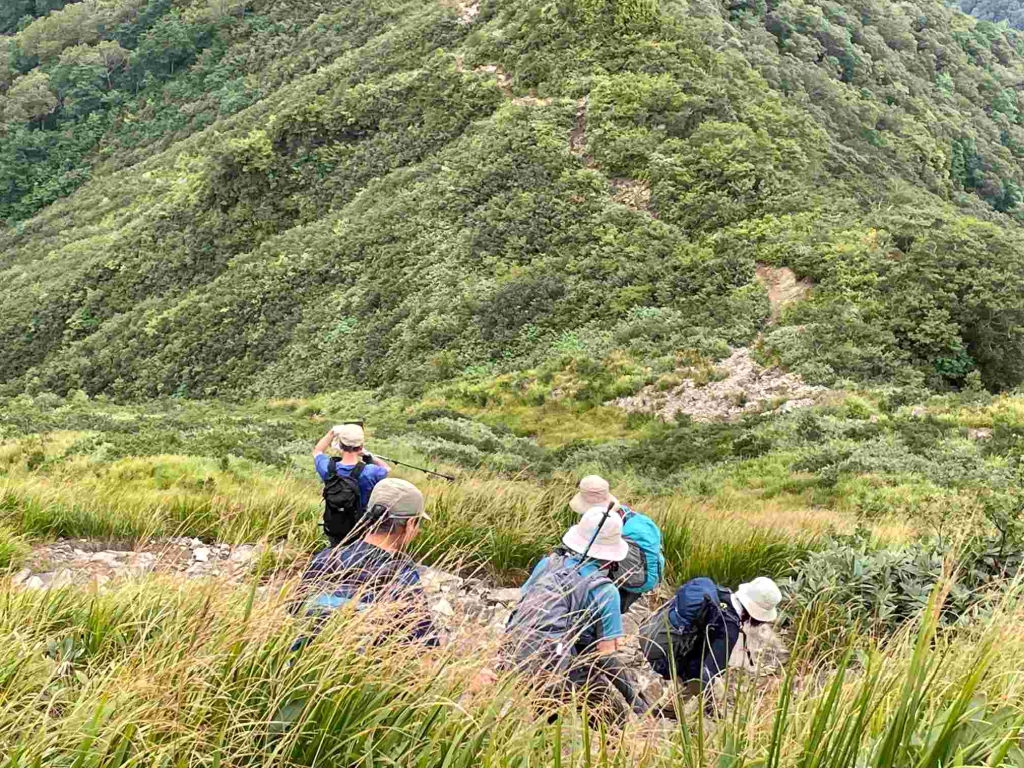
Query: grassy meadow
[{"left": 2, "top": 381, "right": 1024, "bottom": 764}]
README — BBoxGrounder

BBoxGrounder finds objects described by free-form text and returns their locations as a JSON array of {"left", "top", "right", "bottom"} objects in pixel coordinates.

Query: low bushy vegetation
[{"left": 784, "top": 527, "right": 1023, "bottom": 653}]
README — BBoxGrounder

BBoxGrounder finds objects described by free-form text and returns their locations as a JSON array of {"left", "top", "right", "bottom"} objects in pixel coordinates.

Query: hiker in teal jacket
[{"left": 569, "top": 475, "right": 665, "bottom": 615}]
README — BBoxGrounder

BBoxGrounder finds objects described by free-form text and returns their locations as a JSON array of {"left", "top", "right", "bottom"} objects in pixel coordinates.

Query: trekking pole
[
  {"left": 577, "top": 501, "right": 615, "bottom": 564},
  {"left": 372, "top": 455, "right": 456, "bottom": 482}
]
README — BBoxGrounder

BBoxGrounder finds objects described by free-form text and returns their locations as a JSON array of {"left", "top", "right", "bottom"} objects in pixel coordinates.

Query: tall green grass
[
  {"left": 0, "top": 523, "right": 29, "bottom": 570},
  {"left": 0, "top": 574, "right": 1021, "bottom": 765},
  {"left": 2, "top": 470, "right": 814, "bottom": 586}
]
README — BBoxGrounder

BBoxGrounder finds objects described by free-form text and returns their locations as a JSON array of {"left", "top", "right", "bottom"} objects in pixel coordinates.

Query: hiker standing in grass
[
  {"left": 291, "top": 477, "right": 439, "bottom": 650},
  {"left": 503, "top": 506, "right": 649, "bottom": 725},
  {"left": 313, "top": 423, "right": 390, "bottom": 547},
  {"left": 639, "top": 576, "right": 782, "bottom": 717},
  {"left": 569, "top": 475, "right": 665, "bottom": 616}
]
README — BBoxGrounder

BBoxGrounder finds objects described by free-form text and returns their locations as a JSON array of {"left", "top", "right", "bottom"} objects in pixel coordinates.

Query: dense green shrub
[{"left": 784, "top": 528, "right": 1023, "bottom": 643}]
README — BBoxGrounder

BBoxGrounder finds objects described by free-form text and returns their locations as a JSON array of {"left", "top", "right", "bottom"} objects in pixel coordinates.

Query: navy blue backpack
[{"left": 639, "top": 577, "right": 735, "bottom": 676}]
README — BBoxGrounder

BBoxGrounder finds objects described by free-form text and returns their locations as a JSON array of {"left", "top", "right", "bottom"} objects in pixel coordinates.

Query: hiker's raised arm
[
  {"left": 371, "top": 454, "right": 390, "bottom": 472},
  {"left": 313, "top": 428, "right": 334, "bottom": 457}
]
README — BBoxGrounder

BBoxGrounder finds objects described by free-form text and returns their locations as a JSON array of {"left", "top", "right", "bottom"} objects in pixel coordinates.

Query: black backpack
[
  {"left": 322, "top": 459, "right": 366, "bottom": 542},
  {"left": 639, "top": 578, "right": 739, "bottom": 678}
]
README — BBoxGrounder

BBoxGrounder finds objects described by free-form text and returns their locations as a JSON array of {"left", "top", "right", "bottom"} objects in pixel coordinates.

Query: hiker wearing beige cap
[
  {"left": 639, "top": 575, "right": 782, "bottom": 717},
  {"left": 569, "top": 475, "right": 665, "bottom": 617},
  {"left": 313, "top": 422, "right": 391, "bottom": 546},
  {"left": 292, "top": 477, "right": 439, "bottom": 648},
  {"left": 504, "top": 506, "right": 650, "bottom": 724}
]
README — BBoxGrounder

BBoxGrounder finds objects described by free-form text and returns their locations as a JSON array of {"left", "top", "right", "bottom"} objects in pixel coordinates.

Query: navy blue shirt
[{"left": 298, "top": 540, "right": 438, "bottom": 646}]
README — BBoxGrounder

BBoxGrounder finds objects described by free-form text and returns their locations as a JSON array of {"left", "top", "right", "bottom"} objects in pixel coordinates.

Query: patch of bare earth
[
  {"left": 615, "top": 348, "right": 826, "bottom": 422},
  {"left": 474, "top": 65, "right": 513, "bottom": 96},
  {"left": 615, "top": 264, "right": 822, "bottom": 422},
  {"left": 756, "top": 264, "right": 812, "bottom": 324},
  {"left": 610, "top": 177, "right": 652, "bottom": 213}
]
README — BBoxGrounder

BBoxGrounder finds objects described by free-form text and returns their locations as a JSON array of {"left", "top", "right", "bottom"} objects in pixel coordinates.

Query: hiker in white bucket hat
[
  {"left": 561, "top": 505, "right": 630, "bottom": 562},
  {"left": 639, "top": 574, "right": 782, "bottom": 719},
  {"left": 503, "top": 505, "right": 650, "bottom": 725},
  {"left": 568, "top": 475, "right": 665, "bottom": 618}
]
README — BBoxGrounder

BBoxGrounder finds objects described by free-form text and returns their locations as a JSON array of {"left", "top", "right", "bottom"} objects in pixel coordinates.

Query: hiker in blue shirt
[
  {"left": 313, "top": 423, "right": 390, "bottom": 546},
  {"left": 506, "top": 507, "right": 648, "bottom": 725},
  {"left": 569, "top": 475, "right": 665, "bottom": 615}
]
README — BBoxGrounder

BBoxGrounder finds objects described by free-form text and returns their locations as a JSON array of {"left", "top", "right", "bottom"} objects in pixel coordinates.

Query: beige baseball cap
[
  {"left": 366, "top": 478, "right": 430, "bottom": 521},
  {"left": 570, "top": 475, "right": 619, "bottom": 514},
  {"left": 332, "top": 423, "right": 365, "bottom": 449}
]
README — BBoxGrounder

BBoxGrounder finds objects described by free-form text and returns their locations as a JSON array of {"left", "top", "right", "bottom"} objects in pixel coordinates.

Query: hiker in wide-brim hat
[
  {"left": 639, "top": 575, "right": 782, "bottom": 718},
  {"left": 568, "top": 475, "right": 665, "bottom": 621},
  {"left": 503, "top": 506, "right": 649, "bottom": 726}
]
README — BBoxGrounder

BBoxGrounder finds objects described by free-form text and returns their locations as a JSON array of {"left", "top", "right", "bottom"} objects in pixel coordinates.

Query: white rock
[
  {"left": 52, "top": 569, "right": 74, "bottom": 588},
  {"left": 90, "top": 551, "right": 126, "bottom": 567},
  {"left": 11, "top": 568, "right": 31, "bottom": 586},
  {"left": 25, "top": 576, "right": 46, "bottom": 589},
  {"left": 489, "top": 588, "right": 521, "bottom": 604},
  {"left": 128, "top": 552, "right": 156, "bottom": 574},
  {"left": 432, "top": 598, "right": 455, "bottom": 617},
  {"left": 229, "top": 545, "right": 257, "bottom": 564},
  {"left": 193, "top": 547, "right": 211, "bottom": 562},
  {"left": 190, "top": 538, "right": 203, "bottom": 548}
]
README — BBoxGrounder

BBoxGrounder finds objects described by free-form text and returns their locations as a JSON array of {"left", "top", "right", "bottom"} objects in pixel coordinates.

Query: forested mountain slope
[
  {"left": 959, "top": 0, "right": 1024, "bottom": 29},
  {"left": 4, "top": 0, "right": 1024, "bottom": 401}
]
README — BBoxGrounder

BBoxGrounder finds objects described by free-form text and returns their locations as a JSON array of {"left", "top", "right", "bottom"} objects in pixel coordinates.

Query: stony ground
[
  {"left": 614, "top": 347, "right": 826, "bottom": 422},
  {"left": 9, "top": 535, "right": 790, "bottom": 721}
]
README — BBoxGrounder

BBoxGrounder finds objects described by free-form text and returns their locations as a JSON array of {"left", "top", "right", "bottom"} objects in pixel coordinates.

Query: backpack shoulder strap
[
  {"left": 326, "top": 457, "right": 340, "bottom": 479},
  {"left": 351, "top": 461, "right": 366, "bottom": 479}
]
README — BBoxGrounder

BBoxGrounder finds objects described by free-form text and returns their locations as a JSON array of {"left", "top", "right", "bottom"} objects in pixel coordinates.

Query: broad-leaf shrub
[{"left": 784, "top": 528, "right": 1023, "bottom": 645}]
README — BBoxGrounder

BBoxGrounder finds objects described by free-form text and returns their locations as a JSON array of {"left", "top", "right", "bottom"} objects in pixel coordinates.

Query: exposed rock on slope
[{"left": 614, "top": 347, "right": 826, "bottom": 422}]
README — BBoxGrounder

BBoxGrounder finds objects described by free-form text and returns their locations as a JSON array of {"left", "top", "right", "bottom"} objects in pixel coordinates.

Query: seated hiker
[
  {"left": 570, "top": 475, "right": 665, "bottom": 615},
  {"left": 639, "top": 576, "right": 782, "bottom": 716},
  {"left": 503, "top": 506, "right": 648, "bottom": 726},
  {"left": 290, "top": 477, "right": 439, "bottom": 651},
  {"left": 313, "top": 423, "right": 390, "bottom": 546}
]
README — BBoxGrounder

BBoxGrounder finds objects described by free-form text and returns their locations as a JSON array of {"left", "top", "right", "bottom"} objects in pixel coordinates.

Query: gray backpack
[{"left": 504, "top": 554, "right": 613, "bottom": 674}]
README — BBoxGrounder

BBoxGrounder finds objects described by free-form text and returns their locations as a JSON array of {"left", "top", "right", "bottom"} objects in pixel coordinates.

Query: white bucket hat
[
  {"left": 735, "top": 577, "right": 782, "bottom": 622},
  {"left": 570, "top": 475, "right": 619, "bottom": 515},
  {"left": 562, "top": 506, "right": 628, "bottom": 562}
]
